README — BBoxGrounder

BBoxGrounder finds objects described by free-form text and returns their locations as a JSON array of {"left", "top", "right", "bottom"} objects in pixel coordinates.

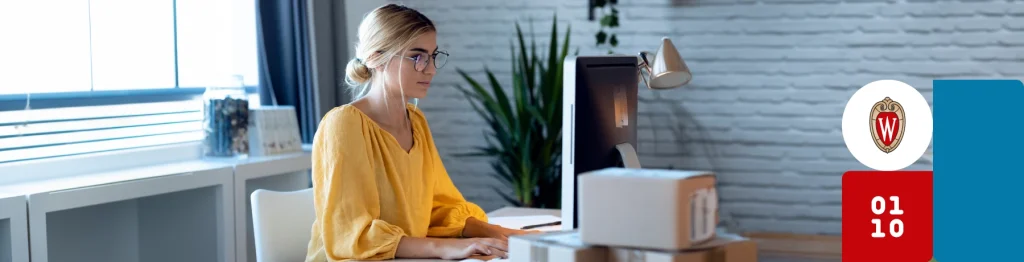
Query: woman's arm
[
  {"left": 396, "top": 236, "right": 509, "bottom": 260},
  {"left": 461, "top": 217, "right": 539, "bottom": 241}
]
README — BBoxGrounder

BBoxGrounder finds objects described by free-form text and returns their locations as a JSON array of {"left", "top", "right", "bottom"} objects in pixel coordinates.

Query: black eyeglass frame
[{"left": 397, "top": 50, "right": 449, "bottom": 72}]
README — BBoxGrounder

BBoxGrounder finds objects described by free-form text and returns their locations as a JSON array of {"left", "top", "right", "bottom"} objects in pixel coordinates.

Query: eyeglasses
[{"left": 398, "top": 50, "right": 448, "bottom": 72}]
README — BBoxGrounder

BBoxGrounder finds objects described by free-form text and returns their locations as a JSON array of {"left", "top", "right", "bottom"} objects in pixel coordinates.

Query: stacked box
[
  {"left": 507, "top": 168, "right": 758, "bottom": 262},
  {"left": 508, "top": 231, "right": 607, "bottom": 262},
  {"left": 507, "top": 231, "right": 757, "bottom": 262},
  {"left": 607, "top": 233, "right": 758, "bottom": 262},
  {"left": 578, "top": 167, "right": 720, "bottom": 250}
]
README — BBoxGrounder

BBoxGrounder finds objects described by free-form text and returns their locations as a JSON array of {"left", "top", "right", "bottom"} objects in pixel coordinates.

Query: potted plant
[{"left": 455, "top": 15, "right": 573, "bottom": 208}]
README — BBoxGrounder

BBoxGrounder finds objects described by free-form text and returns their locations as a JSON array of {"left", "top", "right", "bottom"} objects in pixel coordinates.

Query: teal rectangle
[{"left": 933, "top": 80, "right": 1023, "bottom": 261}]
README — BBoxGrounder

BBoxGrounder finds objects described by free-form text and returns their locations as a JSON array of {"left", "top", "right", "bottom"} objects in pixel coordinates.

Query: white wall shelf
[
  {"left": 15, "top": 161, "right": 236, "bottom": 262},
  {"left": 0, "top": 194, "right": 28, "bottom": 262},
  {"left": 0, "top": 146, "right": 313, "bottom": 262}
]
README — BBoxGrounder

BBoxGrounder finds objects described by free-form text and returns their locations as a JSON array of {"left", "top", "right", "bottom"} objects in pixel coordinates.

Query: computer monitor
[{"left": 560, "top": 55, "right": 641, "bottom": 229}]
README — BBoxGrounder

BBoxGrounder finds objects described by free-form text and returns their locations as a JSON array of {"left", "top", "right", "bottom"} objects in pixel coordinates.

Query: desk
[
  {"left": 358, "top": 207, "right": 560, "bottom": 262},
  {"left": 375, "top": 207, "right": 838, "bottom": 262}
]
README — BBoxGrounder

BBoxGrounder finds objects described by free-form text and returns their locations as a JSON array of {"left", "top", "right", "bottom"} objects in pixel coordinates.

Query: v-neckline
[{"left": 349, "top": 104, "right": 417, "bottom": 155}]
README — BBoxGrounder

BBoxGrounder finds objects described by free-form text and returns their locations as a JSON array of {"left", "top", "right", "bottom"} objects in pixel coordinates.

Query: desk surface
[
  {"left": 354, "top": 207, "right": 560, "bottom": 262},
  {"left": 348, "top": 207, "right": 837, "bottom": 262}
]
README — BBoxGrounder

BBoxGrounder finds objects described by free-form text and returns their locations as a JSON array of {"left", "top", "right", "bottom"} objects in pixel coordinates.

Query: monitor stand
[{"left": 614, "top": 143, "right": 642, "bottom": 169}]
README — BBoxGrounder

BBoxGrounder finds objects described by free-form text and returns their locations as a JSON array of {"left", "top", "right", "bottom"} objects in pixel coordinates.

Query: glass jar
[{"left": 202, "top": 77, "right": 249, "bottom": 158}]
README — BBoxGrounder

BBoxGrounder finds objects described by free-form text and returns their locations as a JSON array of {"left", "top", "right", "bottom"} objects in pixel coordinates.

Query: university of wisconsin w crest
[
  {"left": 843, "top": 80, "right": 932, "bottom": 171},
  {"left": 869, "top": 97, "right": 905, "bottom": 153}
]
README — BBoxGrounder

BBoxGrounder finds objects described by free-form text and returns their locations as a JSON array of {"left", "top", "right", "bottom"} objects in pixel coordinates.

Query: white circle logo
[{"left": 842, "top": 80, "right": 932, "bottom": 171}]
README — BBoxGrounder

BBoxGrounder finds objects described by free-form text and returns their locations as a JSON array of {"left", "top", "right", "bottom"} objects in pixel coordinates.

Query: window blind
[{"left": 0, "top": 100, "right": 205, "bottom": 164}]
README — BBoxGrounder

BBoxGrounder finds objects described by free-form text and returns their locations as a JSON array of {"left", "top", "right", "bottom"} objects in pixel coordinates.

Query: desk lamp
[{"left": 561, "top": 37, "right": 692, "bottom": 229}]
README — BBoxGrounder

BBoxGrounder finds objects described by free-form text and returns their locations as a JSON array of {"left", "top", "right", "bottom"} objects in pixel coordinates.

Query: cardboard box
[
  {"left": 608, "top": 233, "right": 758, "bottom": 262},
  {"left": 508, "top": 231, "right": 607, "bottom": 262},
  {"left": 579, "top": 168, "right": 718, "bottom": 250}
]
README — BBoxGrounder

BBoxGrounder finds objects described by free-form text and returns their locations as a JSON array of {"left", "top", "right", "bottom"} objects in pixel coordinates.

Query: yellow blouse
[{"left": 304, "top": 103, "right": 488, "bottom": 261}]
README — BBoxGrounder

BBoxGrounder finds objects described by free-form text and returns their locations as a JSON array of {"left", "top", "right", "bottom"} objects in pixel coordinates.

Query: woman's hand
[
  {"left": 462, "top": 217, "right": 542, "bottom": 241},
  {"left": 435, "top": 237, "right": 508, "bottom": 260}
]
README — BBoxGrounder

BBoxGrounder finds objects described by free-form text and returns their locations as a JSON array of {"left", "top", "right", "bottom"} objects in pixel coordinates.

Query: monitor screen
[{"left": 561, "top": 55, "right": 639, "bottom": 229}]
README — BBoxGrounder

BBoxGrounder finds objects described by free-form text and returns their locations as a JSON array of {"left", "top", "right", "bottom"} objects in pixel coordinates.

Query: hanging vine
[{"left": 592, "top": 0, "right": 619, "bottom": 54}]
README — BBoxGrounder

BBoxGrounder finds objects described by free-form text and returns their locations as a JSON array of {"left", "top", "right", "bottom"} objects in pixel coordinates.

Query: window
[{"left": 0, "top": 0, "right": 259, "bottom": 165}]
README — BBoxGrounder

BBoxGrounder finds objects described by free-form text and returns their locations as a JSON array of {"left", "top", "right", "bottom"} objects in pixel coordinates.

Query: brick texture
[{"left": 388, "top": 0, "right": 1023, "bottom": 235}]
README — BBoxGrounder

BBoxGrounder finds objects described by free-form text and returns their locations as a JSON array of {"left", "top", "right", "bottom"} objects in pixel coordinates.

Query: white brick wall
[{"left": 391, "top": 0, "right": 1024, "bottom": 235}]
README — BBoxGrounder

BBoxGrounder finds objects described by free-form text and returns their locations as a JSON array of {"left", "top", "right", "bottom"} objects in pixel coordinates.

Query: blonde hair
[{"left": 345, "top": 4, "right": 436, "bottom": 102}]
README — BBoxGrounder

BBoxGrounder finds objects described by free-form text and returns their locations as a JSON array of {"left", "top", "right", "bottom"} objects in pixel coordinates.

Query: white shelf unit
[
  {"left": 0, "top": 146, "right": 313, "bottom": 262},
  {"left": 0, "top": 194, "right": 28, "bottom": 262},
  {"left": 14, "top": 161, "right": 236, "bottom": 262},
  {"left": 226, "top": 151, "right": 312, "bottom": 262}
]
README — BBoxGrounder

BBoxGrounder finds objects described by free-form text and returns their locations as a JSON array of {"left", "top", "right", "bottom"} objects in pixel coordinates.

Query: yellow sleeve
[
  {"left": 312, "top": 108, "right": 406, "bottom": 260},
  {"left": 426, "top": 160, "right": 489, "bottom": 237},
  {"left": 421, "top": 119, "right": 488, "bottom": 237}
]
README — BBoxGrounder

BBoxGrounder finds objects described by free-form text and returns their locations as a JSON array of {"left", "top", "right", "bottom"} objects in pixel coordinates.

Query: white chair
[{"left": 251, "top": 188, "right": 316, "bottom": 262}]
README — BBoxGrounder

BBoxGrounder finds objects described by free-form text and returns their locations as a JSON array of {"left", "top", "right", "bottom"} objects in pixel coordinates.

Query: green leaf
[
  {"left": 594, "top": 0, "right": 607, "bottom": 8},
  {"left": 530, "top": 18, "right": 539, "bottom": 103},
  {"left": 600, "top": 14, "right": 613, "bottom": 27},
  {"left": 526, "top": 106, "right": 546, "bottom": 126},
  {"left": 545, "top": 13, "right": 558, "bottom": 101},
  {"left": 485, "top": 67, "right": 515, "bottom": 128},
  {"left": 490, "top": 161, "right": 517, "bottom": 186},
  {"left": 514, "top": 76, "right": 528, "bottom": 136},
  {"left": 456, "top": 83, "right": 511, "bottom": 146},
  {"left": 515, "top": 23, "right": 534, "bottom": 95},
  {"left": 610, "top": 34, "right": 618, "bottom": 47},
  {"left": 609, "top": 13, "right": 619, "bottom": 27},
  {"left": 596, "top": 30, "right": 607, "bottom": 45},
  {"left": 457, "top": 69, "right": 512, "bottom": 129}
]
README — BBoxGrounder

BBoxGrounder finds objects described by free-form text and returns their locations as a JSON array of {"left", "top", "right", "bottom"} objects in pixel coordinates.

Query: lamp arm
[
  {"left": 637, "top": 67, "right": 651, "bottom": 89},
  {"left": 637, "top": 51, "right": 654, "bottom": 89},
  {"left": 638, "top": 51, "right": 653, "bottom": 71}
]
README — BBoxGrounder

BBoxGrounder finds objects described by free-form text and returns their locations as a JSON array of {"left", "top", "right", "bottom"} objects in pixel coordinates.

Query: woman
[{"left": 305, "top": 4, "right": 534, "bottom": 261}]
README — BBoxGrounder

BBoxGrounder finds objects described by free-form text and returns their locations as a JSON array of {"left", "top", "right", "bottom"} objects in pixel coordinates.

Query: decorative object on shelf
[
  {"left": 203, "top": 77, "right": 250, "bottom": 158},
  {"left": 455, "top": 14, "right": 574, "bottom": 208},
  {"left": 248, "top": 106, "right": 303, "bottom": 156},
  {"left": 590, "top": 0, "right": 620, "bottom": 54}
]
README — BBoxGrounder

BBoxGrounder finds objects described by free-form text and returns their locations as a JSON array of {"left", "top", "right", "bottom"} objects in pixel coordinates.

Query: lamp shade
[{"left": 646, "top": 37, "right": 692, "bottom": 89}]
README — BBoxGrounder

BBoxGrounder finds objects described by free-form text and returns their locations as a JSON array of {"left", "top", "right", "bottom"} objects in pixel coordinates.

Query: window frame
[{"left": 0, "top": 86, "right": 259, "bottom": 112}]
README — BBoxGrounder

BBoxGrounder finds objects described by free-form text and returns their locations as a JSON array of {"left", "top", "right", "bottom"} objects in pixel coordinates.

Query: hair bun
[{"left": 345, "top": 57, "right": 372, "bottom": 85}]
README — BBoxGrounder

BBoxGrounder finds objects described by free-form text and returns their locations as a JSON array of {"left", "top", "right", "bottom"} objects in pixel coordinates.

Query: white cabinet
[
  {"left": 0, "top": 194, "right": 28, "bottom": 262},
  {"left": 10, "top": 161, "right": 236, "bottom": 262},
  {"left": 0, "top": 148, "right": 313, "bottom": 262}
]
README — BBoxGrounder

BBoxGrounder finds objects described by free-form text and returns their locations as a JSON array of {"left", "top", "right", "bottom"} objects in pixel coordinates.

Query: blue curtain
[{"left": 256, "top": 0, "right": 317, "bottom": 144}]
